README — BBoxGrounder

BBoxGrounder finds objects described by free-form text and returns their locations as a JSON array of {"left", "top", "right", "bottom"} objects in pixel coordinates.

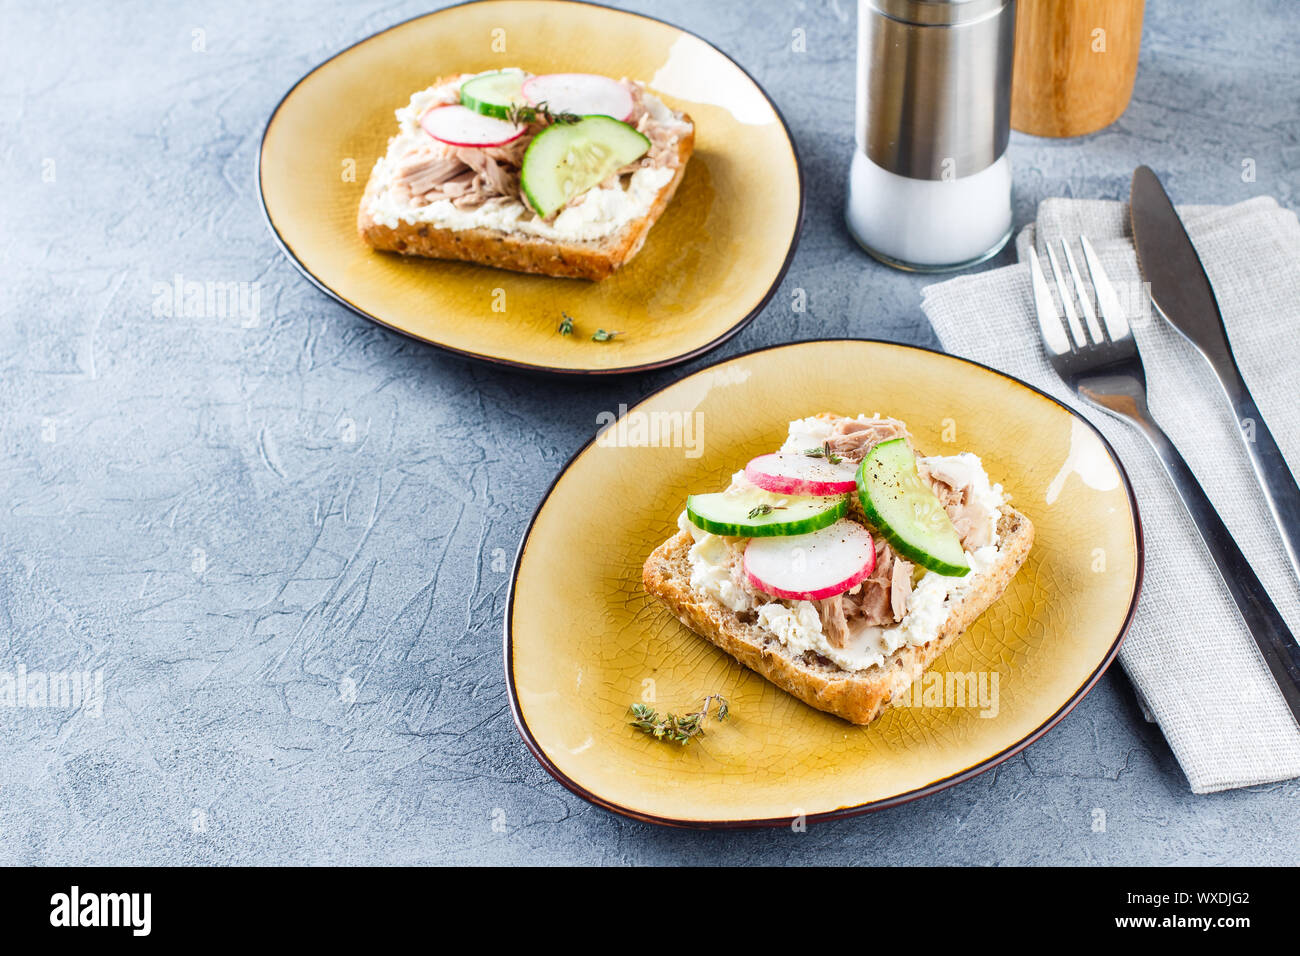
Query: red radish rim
[
  {"left": 743, "top": 553, "right": 876, "bottom": 602},
  {"left": 743, "top": 454, "right": 857, "bottom": 496},
  {"left": 520, "top": 73, "right": 635, "bottom": 122},
  {"left": 744, "top": 469, "right": 856, "bottom": 496},
  {"left": 419, "top": 105, "right": 526, "bottom": 148},
  {"left": 742, "top": 529, "right": 876, "bottom": 602}
]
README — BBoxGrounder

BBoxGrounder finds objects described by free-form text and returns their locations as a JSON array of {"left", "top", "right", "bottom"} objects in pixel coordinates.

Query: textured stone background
[{"left": 1, "top": 0, "right": 1297, "bottom": 864}]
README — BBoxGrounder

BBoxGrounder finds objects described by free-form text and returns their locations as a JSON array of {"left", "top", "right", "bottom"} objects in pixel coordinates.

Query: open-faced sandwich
[
  {"left": 642, "top": 413, "right": 1035, "bottom": 725},
  {"left": 358, "top": 69, "right": 695, "bottom": 280}
]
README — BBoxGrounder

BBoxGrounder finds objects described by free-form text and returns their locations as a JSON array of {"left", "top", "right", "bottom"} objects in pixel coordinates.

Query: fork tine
[
  {"left": 1028, "top": 247, "right": 1072, "bottom": 355},
  {"left": 1060, "top": 239, "right": 1106, "bottom": 344},
  {"left": 1080, "top": 236, "right": 1131, "bottom": 341},
  {"left": 1045, "top": 243, "right": 1088, "bottom": 348}
]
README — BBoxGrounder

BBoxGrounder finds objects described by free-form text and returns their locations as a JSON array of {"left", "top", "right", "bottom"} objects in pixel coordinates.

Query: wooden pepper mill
[{"left": 1011, "top": 0, "right": 1146, "bottom": 137}]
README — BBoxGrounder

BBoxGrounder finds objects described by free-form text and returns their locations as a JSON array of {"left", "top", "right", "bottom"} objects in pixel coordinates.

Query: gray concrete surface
[{"left": 1, "top": 0, "right": 1297, "bottom": 865}]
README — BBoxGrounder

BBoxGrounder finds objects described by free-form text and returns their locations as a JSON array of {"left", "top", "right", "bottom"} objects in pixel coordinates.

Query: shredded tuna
[
  {"left": 626, "top": 83, "right": 689, "bottom": 169},
  {"left": 453, "top": 147, "right": 519, "bottom": 203},
  {"left": 640, "top": 115, "right": 688, "bottom": 167},
  {"left": 439, "top": 170, "right": 477, "bottom": 196},
  {"left": 921, "top": 459, "right": 995, "bottom": 550},
  {"left": 392, "top": 138, "right": 528, "bottom": 210},
  {"left": 480, "top": 139, "right": 532, "bottom": 167},
  {"left": 890, "top": 552, "right": 912, "bottom": 620},
  {"left": 393, "top": 146, "right": 467, "bottom": 202},
  {"left": 823, "top": 417, "right": 911, "bottom": 464},
  {"left": 814, "top": 539, "right": 913, "bottom": 648}
]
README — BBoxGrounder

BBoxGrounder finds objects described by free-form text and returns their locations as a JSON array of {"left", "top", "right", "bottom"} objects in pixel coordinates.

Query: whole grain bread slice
[
  {"left": 641, "top": 506, "right": 1035, "bottom": 725},
  {"left": 358, "top": 126, "right": 694, "bottom": 281}
]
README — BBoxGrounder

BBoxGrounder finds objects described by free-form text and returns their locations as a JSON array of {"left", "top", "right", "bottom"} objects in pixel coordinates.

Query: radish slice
[
  {"left": 522, "top": 73, "right": 634, "bottom": 121},
  {"left": 420, "top": 105, "right": 526, "bottom": 147},
  {"left": 744, "top": 453, "right": 858, "bottom": 496},
  {"left": 743, "top": 519, "right": 876, "bottom": 601}
]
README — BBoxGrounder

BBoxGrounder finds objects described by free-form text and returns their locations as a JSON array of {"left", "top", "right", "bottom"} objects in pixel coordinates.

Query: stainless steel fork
[{"left": 1031, "top": 236, "right": 1300, "bottom": 724}]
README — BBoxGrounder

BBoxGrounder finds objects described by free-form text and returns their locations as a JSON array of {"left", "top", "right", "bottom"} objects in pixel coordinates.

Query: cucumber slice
[
  {"left": 686, "top": 488, "right": 848, "bottom": 538},
  {"left": 856, "top": 438, "right": 971, "bottom": 577},
  {"left": 519, "top": 116, "right": 650, "bottom": 218},
  {"left": 460, "top": 70, "right": 527, "bottom": 120}
]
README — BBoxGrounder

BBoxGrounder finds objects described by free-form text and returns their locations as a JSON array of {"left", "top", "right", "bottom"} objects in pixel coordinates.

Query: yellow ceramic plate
[
  {"left": 258, "top": 0, "right": 803, "bottom": 375},
  {"left": 507, "top": 340, "right": 1143, "bottom": 827}
]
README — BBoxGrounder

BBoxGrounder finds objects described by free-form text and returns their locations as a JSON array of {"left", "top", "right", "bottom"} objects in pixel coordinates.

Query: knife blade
[{"left": 1130, "top": 165, "right": 1300, "bottom": 589}]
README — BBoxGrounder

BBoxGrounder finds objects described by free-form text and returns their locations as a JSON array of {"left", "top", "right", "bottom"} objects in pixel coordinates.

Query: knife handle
[
  {"left": 1134, "top": 416, "right": 1300, "bottom": 725},
  {"left": 1217, "top": 367, "right": 1300, "bottom": 587}
]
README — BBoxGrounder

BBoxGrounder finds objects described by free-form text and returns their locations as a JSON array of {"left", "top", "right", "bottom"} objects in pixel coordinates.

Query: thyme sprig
[
  {"left": 555, "top": 313, "right": 622, "bottom": 342},
  {"left": 803, "top": 442, "right": 843, "bottom": 464},
  {"left": 629, "top": 695, "right": 730, "bottom": 745},
  {"left": 504, "top": 100, "right": 582, "bottom": 127},
  {"left": 747, "top": 503, "right": 786, "bottom": 519}
]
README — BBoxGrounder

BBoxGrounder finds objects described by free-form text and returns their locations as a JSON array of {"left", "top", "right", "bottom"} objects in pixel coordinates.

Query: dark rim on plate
[
  {"left": 255, "top": 0, "right": 806, "bottom": 377},
  {"left": 503, "top": 338, "right": 1146, "bottom": 829}
]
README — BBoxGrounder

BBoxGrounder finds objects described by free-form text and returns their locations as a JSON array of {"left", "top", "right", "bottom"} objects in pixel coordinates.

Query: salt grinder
[{"left": 846, "top": 0, "right": 1017, "bottom": 272}]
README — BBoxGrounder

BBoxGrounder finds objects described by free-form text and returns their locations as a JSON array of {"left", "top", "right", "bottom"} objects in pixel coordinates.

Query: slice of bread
[
  {"left": 642, "top": 506, "right": 1035, "bottom": 726},
  {"left": 358, "top": 125, "right": 694, "bottom": 281}
]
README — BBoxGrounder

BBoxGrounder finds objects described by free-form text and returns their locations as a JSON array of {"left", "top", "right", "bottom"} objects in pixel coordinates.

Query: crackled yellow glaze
[
  {"left": 508, "top": 341, "right": 1141, "bottom": 826},
  {"left": 259, "top": 0, "right": 801, "bottom": 373}
]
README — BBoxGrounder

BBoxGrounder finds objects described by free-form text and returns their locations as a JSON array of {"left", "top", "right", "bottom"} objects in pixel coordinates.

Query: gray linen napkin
[{"left": 920, "top": 196, "right": 1300, "bottom": 793}]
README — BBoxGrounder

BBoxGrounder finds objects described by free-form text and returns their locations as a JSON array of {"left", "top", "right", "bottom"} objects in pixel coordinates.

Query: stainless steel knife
[{"left": 1130, "top": 165, "right": 1300, "bottom": 588}]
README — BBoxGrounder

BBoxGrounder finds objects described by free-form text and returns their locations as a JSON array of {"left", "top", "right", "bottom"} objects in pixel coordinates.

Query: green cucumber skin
[
  {"left": 518, "top": 134, "right": 550, "bottom": 218},
  {"left": 519, "top": 116, "right": 650, "bottom": 219},
  {"left": 856, "top": 440, "right": 971, "bottom": 577},
  {"left": 460, "top": 71, "right": 525, "bottom": 120},
  {"left": 685, "top": 495, "right": 848, "bottom": 538}
]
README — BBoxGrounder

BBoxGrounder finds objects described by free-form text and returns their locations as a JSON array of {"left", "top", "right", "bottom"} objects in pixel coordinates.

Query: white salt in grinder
[{"left": 846, "top": 0, "right": 1017, "bottom": 272}]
